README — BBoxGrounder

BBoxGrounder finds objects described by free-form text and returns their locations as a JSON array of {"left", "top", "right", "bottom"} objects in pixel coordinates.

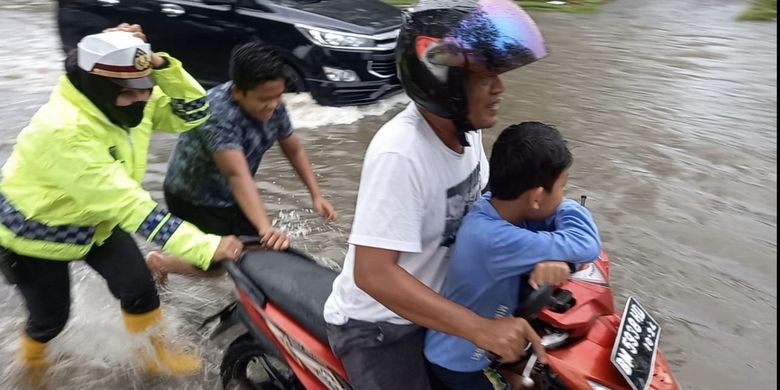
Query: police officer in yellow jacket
[{"left": 0, "top": 25, "right": 243, "bottom": 381}]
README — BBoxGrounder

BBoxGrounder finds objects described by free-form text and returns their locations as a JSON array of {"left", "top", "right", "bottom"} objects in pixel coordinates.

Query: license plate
[{"left": 611, "top": 297, "right": 661, "bottom": 390}]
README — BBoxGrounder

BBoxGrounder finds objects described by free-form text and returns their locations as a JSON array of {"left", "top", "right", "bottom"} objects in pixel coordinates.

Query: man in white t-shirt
[{"left": 323, "top": 0, "right": 549, "bottom": 388}]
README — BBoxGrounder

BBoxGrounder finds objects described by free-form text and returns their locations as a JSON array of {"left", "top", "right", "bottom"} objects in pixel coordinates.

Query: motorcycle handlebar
[
  {"left": 488, "top": 283, "right": 555, "bottom": 367},
  {"left": 514, "top": 283, "right": 554, "bottom": 318}
]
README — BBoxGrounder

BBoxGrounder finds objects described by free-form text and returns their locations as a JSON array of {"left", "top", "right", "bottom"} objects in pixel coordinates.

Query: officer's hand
[
  {"left": 103, "top": 23, "right": 165, "bottom": 67},
  {"left": 104, "top": 23, "right": 147, "bottom": 42},
  {"left": 212, "top": 235, "right": 243, "bottom": 262}
]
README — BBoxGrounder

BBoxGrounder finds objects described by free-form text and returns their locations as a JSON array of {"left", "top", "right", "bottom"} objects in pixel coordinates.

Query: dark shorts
[
  {"left": 327, "top": 319, "right": 434, "bottom": 390},
  {"left": 164, "top": 191, "right": 256, "bottom": 236},
  {"left": 428, "top": 363, "right": 509, "bottom": 390}
]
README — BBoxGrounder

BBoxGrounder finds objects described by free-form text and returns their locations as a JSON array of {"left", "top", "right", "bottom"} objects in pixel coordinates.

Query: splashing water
[
  {"left": 284, "top": 92, "right": 410, "bottom": 129},
  {"left": 274, "top": 209, "right": 347, "bottom": 271},
  {"left": 0, "top": 258, "right": 237, "bottom": 390}
]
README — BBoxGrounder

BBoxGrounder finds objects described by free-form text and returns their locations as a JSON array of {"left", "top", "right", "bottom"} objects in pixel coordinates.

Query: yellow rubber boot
[
  {"left": 19, "top": 333, "right": 49, "bottom": 386},
  {"left": 122, "top": 308, "right": 202, "bottom": 376}
]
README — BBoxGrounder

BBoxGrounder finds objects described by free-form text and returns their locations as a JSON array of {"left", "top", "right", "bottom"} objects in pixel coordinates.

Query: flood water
[{"left": 0, "top": 0, "right": 776, "bottom": 389}]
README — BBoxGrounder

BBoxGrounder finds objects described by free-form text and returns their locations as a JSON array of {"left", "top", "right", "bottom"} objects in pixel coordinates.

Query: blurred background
[{"left": 0, "top": 0, "right": 776, "bottom": 389}]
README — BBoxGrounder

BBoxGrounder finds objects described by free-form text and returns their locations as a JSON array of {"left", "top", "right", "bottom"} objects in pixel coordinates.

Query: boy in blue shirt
[{"left": 424, "top": 122, "right": 602, "bottom": 389}]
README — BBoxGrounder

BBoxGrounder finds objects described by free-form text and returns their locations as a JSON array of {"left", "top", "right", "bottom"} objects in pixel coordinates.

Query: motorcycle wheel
[{"left": 221, "top": 333, "right": 304, "bottom": 390}]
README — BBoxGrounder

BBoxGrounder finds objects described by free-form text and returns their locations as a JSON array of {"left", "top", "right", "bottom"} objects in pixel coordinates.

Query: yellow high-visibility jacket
[{"left": 0, "top": 54, "right": 219, "bottom": 269}]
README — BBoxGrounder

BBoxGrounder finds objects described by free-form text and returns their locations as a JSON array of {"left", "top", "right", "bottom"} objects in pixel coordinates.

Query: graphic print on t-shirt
[{"left": 441, "top": 163, "right": 482, "bottom": 247}]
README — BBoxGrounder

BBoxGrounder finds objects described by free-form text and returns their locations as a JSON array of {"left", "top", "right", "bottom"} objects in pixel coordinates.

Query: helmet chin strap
[
  {"left": 453, "top": 117, "right": 476, "bottom": 147},
  {"left": 453, "top": 66, "right": 476, "bottom": 147}
]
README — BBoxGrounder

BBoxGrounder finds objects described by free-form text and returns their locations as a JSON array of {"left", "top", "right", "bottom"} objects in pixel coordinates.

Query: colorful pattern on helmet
[{"left": 447, "top": 0, "right": 546, "bottom": 71}]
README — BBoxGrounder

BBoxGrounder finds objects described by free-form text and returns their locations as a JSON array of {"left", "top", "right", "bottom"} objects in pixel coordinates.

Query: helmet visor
[{"left": 441, "top": 0, "right": 548, "bottom": 73}]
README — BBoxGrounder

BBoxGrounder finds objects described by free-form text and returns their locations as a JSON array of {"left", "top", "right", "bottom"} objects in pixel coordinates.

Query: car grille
[
  {"left": 330, "top": 81, "right": 403, "bottom": 106},
  {"left": 373, "top": 29, "right": 399, "bottom": 51},
  {"left": 368, "top": 51, "right": 396, "bottom": 78}
]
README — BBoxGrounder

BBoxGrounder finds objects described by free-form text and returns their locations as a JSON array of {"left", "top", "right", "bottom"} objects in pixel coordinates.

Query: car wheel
[{"left": 283, "top": 64, "right": 307, "bottom": 93}]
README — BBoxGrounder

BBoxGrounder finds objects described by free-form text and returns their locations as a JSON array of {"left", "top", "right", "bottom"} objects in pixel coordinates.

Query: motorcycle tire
[{"left": 221, "top": 333, "right": 304, "bottom": 390}]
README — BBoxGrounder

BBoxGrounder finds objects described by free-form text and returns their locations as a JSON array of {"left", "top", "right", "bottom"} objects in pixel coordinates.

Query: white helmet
[{"left": 77, "top": 31, "right": 154, "bottom": 89}]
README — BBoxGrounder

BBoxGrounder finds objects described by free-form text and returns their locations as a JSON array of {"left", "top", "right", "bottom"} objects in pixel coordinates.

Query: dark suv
[{"left": 58, "top": 0, "right": 403, "bottom": 106}]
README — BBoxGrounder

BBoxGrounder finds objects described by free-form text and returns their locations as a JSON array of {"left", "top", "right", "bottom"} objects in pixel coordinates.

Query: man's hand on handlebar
[{"left": 473, "top": 316, "right": 547, "bottom": 364}]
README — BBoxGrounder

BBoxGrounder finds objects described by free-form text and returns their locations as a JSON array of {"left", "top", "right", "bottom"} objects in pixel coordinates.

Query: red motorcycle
[{"left": 205, "top": 244, "right": 680, "bottom": 390}]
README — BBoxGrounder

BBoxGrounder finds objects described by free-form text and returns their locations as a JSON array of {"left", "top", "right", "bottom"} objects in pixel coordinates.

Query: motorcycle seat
[{"left": 239, "top": 248, "right": 337, "bottom": 344}]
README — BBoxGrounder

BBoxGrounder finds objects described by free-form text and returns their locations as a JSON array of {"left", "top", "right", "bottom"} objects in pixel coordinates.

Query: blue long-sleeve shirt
[{"left": 424, "top": 193, "right": 601, "bottom": 372}]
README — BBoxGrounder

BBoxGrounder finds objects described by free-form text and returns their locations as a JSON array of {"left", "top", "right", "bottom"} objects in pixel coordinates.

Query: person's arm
[
  {"left": 148, "top": 52, "right": 209, "bottom": 132},
  {"left": 354, "top": 246, "right": 544, "bottom": 363},
  {"left": 212, "top": 149, "right": 288, "bottom": 250},
  {"left": 43, "top": 132, "right": 240, "bottom": 269},
  {"left": 486, "top": 199, "right": 602, "bottom": 280},
  {"left": 278, "top": 134, "right": 336, "bottom": 221}
]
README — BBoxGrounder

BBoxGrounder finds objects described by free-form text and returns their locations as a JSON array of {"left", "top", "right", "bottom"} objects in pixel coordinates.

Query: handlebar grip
[{"left": 488, "top": 342, "right": 534, "bottom": 367}]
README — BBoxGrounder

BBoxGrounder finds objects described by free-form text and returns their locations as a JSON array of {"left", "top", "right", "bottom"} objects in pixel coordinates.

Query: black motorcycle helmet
[{"left": 396, "top": 0, "right": 547, "bottom": 145}]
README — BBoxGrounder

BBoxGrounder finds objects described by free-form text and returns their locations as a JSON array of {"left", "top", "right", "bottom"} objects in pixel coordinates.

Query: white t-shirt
[{"left": 324, "top": 103, "right": 490, "bottom": 325}]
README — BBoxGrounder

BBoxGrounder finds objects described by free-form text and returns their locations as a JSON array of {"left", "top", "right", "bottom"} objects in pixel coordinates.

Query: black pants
[
  {"left": 164, "top": 191, "right": 256, "bottom": 236},
  {"left": 8, "top": 229, "right": 159, "bottom": 343}
]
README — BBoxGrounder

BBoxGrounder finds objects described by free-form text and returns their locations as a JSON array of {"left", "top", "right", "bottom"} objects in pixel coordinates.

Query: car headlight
[{"left": 297, "top": 25, "right": 374, "bottom": 49}]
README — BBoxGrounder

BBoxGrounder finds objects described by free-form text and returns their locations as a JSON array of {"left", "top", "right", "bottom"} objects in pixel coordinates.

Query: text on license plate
[{"left": 610, "top": 297, "right": 661, "bottom": 390}]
